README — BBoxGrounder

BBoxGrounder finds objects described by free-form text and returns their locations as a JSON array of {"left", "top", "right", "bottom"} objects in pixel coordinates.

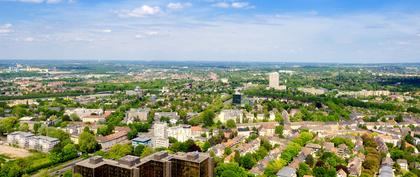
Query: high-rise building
[
  {"left": 268, "top": 72, "right": 279, "bottom": 89},
  {"left": 232, "top": 94, "right": 242, "bottom": 105},
  {"left": 154, "top": 122, "right": 168, "bottom": 138},
  {"left": 74, "top": 152, "right": 213, "bottom": 177}
]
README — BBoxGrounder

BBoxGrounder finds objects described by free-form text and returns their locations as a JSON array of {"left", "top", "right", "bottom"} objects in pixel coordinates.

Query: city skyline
[{"left": 1, "top": 0, "right": 420, "bottom": 62}]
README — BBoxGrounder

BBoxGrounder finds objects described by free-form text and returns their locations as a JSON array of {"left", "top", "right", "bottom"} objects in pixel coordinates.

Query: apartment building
[{"left": 7, "top": 131, "right": 60, "bottom": 152}]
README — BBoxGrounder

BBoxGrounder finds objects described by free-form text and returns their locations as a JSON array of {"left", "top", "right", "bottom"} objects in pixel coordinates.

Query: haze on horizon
[{"left": 0, "top": 0, "right": 420, "bottom": 63}]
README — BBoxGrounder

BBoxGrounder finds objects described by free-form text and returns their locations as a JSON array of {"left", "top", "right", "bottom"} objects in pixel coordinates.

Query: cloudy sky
[{"left": 0, "top": 0, "right": 420, "bottom": 63}]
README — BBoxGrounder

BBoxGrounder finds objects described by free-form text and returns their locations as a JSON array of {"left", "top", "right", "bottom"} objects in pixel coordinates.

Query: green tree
[
  {"left": 133, "top": 144, "right": 146, "bottom": 156},
  {"left": 215, "top": 163, "right": 250, "bottom": 177},
  {"left": 202, "top": 110, "right": 215, "bottom": 127},
  {"left": 275, "top": 125, "right": 284, "bottom": 137},
  {"left": 239, "top": 153, "right": 256, "bottom": 169},
  {"left": 297, "top": 163, "right": 312, "bottom": 177},
  {"left": 79, "top": 131, "right": 99, "bottom": 153},
  {"left": 107, "top": 144, "right": 132, "bottom": 160},
  {"left": 19, "top": 123, "right": 29, "bottom": 132},
  {"left": 0, "top": 117, "right": 18, "bottom": 135},
  {"left": 226, "top": 119, "right": 236, "bottom": 128}
]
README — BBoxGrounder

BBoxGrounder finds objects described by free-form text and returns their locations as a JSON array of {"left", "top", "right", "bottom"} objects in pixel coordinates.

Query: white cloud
[
  {"left": 213, "top": 1, "right": 253, "bottom": 9},
  {"left": 231, "top": 2, "right": 251, "bottom": 9},
  {"left": 16, "top": 0, "right": 70, "bottom": 3},
  {"left": 101, "top": 29, "right": 112, "bottom": 33},
  {"left": 0, "top": 23, "right": 13, "bottom": 34},
  {"left": 120, "top": 5, "right": 161, "bottom": 17},
  {"left": 167, "top": 2, "right": 191, "bottom": 10},
  {"left": 46, "top": 0, "right": 62, "bottom": 4},
  {"left": 23, "top": 37, "right": 35, "bottom": 42},
  {"left": 212, "top": 2, "right": 230, "bottom": 8}
]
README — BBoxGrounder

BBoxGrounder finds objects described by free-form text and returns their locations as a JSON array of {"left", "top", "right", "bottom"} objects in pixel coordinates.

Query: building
[
  {"left": 153, "top": 122, "right": 169, "bottom": 148},
  {"left": 269, "top": 72, "right": 279, "bottom": 89},
  {"left": 168, "top": 125, "right": 192, "bottom": 142},
  {"left": 97, "top": 127, "right": 130, "bottom": 150},
  {"left": 378, "top": 165, "right": 394, "bottom": 177},
  {"left": 276, "top": 166, "right": 297, "bottom": 177},
  {"left": 155, "top": 112, "right": 180, "bottom": 124},
  {"left": 337, "top": 169, "right": 347, "bottom": 177},
  {"left": 396, "top": 159, "right": 408, "bottom": 171},
  {"left": 268, "top": 72, "right": 286, "bottom": 90},
  {"left": 125, "top": 108, "right": 150, "bottom": 124},
  {"left": 218, "top": 109, "right": 243, "bottom": 123},
  {"left": 232, "top": 94, "right": 242, "bottom": 105},
  {"left": 74, "top": 151, "right": 213, "bottom": 177},
  {"left": 7, "top": 131, "right": 59, "bottom": 152},
  {"left": 132, "top": 137, "right": 152, "bottom": 147}
]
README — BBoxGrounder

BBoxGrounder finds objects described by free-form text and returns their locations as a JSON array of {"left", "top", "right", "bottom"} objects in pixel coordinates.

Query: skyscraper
[{"left": 268, "top": 72, "right": 279, "bottom": 89}]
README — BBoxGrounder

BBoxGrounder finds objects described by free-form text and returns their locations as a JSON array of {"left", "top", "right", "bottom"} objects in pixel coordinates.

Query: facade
[
  {"left": 153, "top": 122, "right": 169, "bottom": 148},
  {"left": 232, "top": 94, "right": 242, "bottom": 105},
  {"left": 218, "top": 109, "right": 243, "bottom": 123},
  {"left": 276, "top": 167, "right": 297, "bottom": 177},
  {"left": 269, "top": 72, "right": 279, "bottom": 89},
  {"left": 74, "top": 152, "right": 213, "bottom": 177},
  {"left": 125, "top": 108, "right": 150, "bottom": 124},
  {"left": 97, "top": 127, "right": 129, "bottom": 150},
  {"left": 132, "top": 137, "right": 152, "bottom": 147},
  {"left": 7, "top": 131, "right": 60, "bottom": 152},
  {"left": 168, "top": 125, "right": 192, "bottom": 142}
]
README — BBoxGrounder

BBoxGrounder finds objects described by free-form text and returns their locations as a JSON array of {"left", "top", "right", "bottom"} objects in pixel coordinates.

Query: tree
[
  {"left": 0, "top": 117, "right": 18, "bottom": 135},
  {"left": 226, "top": 119, "right": 236, "bottom": 128},
  {"left": 62, "top": 144, "right": 78, "bottom": 161},
  {"left": 19, "top": 123, "right": 29, "bottom": 132},
  {"left": 306, "top": 154, "right": 315, "bottom": 167},
  {"left": 297, "top": 163, "right": 312, "bottom": 177},
  {"left": 107, "top": 144, "right": 132, "bottom": 160},
  {"left": 141, "top": 147, "right": 154, "bottom": 157},
  {"left": 133, "top": 144, "right": 146, "bottom": 156},
  {"left": 239, "top": 153, "right": 256, "bottom": 169},
  {"left": 395, "top": 114, "right": 403, "bottom": 123},
  {"left": 79, "top": 131, "right": 99, "bottom": 153},
  {"left": 215, "top": 163, "right": 250, "bottom": 177},
  {"left": 202, "top": 110, "right": 215, "bottom": 127},
  {"left": 275, "top": 125, "right": 284, "bottom": 137}
]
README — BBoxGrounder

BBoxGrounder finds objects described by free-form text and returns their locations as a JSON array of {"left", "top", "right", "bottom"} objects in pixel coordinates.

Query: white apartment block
[
  {"left": 125, "top": 108, "right": 150, "bottom": 124},
  {"left": 65, "top": 108, "right": 103, "bottom": 118},
  {"left": 218, "top": 109, "right": 243, "bottom": 123},
  {"left": 168, "top": 125, "right": 192, "bottom": 142},
  {"left": 153, "top": 122, "right": 168, "bottom": 138},
  {"left": 7, "top": 131, "right": 60, "bottom": 152},
  {"left": 268, "top": 72, "right": 279, "bottom": 89}
]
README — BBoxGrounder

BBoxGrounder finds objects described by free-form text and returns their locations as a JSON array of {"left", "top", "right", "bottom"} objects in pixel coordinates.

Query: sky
[{"left": 0, "top": 0, "right": 420, "bottom": 63}]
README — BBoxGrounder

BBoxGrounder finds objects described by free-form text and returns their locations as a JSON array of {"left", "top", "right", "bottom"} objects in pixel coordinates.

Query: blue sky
[{"left": 0, "top": 0, "right": 420, "bottom": 63}]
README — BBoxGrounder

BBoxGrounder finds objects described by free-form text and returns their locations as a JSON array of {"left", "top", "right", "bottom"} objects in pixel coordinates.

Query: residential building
[
  {"left": 74, "top": 152, "right": 213, "bottom": 177},
  {"left": 152, "top": 122, "right": 169, "bottom": 148},
  {"left": 155, "top": 112, "right": 180, "bottom": 124},
  {"left": 378, "top": 165, "right": 394, "bottom": 177},
  {"left": 97, "top": 127, "right": 130, "bottom": 150},
  {"left": 232, "top": 94, "right": 242, "bottom": 105},
  {"left": 396, "top": 159, "right": 408, "bottom": 171},
  {"left": 125, "top": 108, "right": 150, "bottom": 124},
  {"left": 276, "top": 166, "right": 297, "bottom": 177},
  {"left": 7, "top": 131, "right": 59, "bottom": 152},
  {"left": 168, "top": 124, "right": 192, "bottom": 142},
  {"left": 132, "top": 137, "right": 152, "bottom": 147},
  {"left": 268, "top": 72, "right": 286, "bottom": 90},
  {"left": 337, "top": 169, "right": 347, "bottom": 177},
  {"left": 218, "top": 109, "right": 243, "bottom": 123}
]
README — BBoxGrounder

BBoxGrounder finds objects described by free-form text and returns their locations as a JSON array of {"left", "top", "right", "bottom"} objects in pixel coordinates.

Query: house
[
  {"left": 125, "top": 108, "right": 150, "bottom": 124},
  {"left": 238, "top": 138, "right": 261, "bottom": 154},
  {"left": 337, "top": 169, "right": 347, "bottom": 177},
  {"left": 131, "top": 137, "right": 152, "bottom": 147},
  {"left": 396, "top": 159, "right": 408, "bottom": 171},
  {"left": 337, "top": 144, "right": 351, "bottom": 158},
  {"left": 305, "top": 143, "right": 322, "bottom": 153},
  {"left": 276, "top": 167, "right": 297, "bottom": 177},
  {"left": 97, "top": 127, "right": 130, "bottom": 150},
  {"left": 323, "top": 142, "right": 337, "bottom": 153},
  {"left": 378, "top": 165, "right": 394, "bottom": 177},
  {"left": 237, "top": 127, "right": 252, "bottom": 137},
  {"left": 259, "top": 124, "right": 276, "bottom": 137},
  {"left": 218, "top": 109, "right": 243, "bottom": 123},
  {"left": 155, "top": 112, "right": 180, "bottom": 124},
  {"left": 348, "top": 157, "right": 363, "bottom": 177},
  {"left": 7, "top": 131, "right": 60, "bottom": 152},
  {"left": 210, "top": 144, "right": 226, "bottom": 156}
]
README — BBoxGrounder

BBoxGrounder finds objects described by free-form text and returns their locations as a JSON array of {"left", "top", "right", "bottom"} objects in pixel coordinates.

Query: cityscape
[{"left": 1, "top": 0, "right": 420, "bottom": 177}]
